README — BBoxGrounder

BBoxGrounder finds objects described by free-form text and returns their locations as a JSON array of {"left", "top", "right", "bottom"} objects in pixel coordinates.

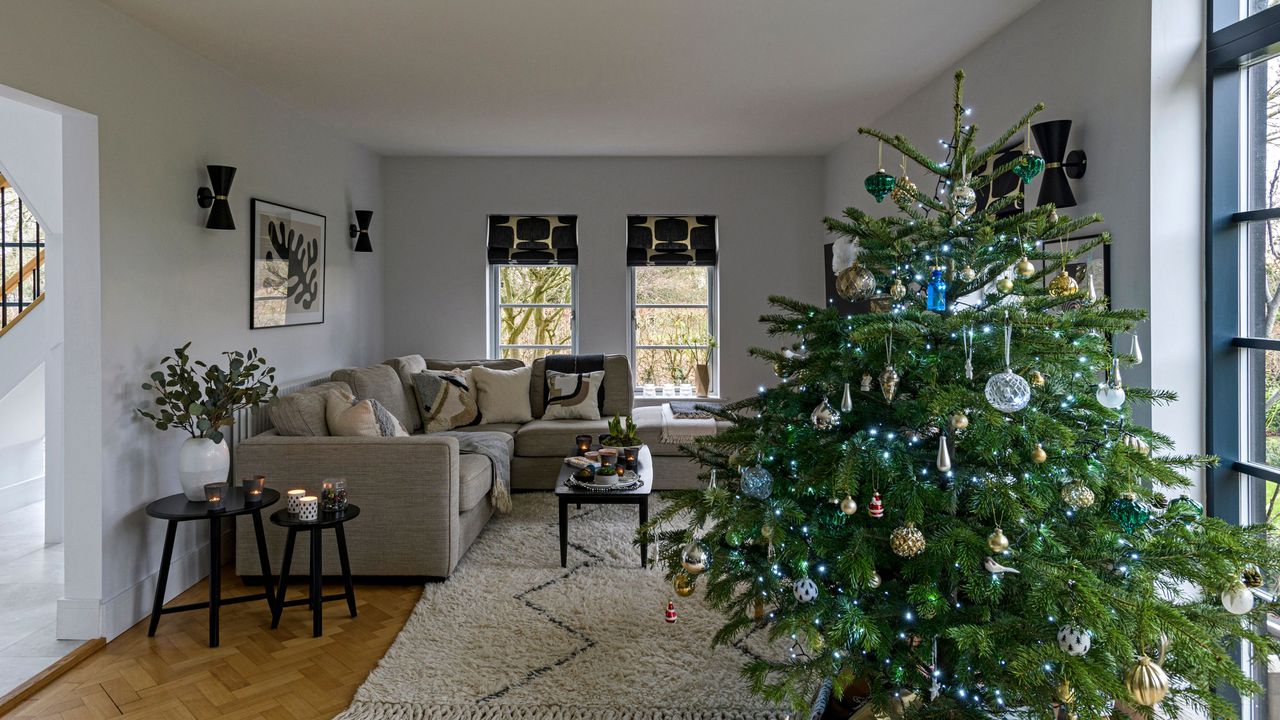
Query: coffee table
[{"left": 555, "top": 445, "right": 653, "bottom": 568}]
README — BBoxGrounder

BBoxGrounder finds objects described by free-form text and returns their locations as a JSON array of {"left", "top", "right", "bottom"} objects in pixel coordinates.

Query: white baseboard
[
  {"left": 56, "top": 597, "right": 102, "bottom": 640},
  {"left": 3, "top": 474, "right": 44, "bottom": 510}
]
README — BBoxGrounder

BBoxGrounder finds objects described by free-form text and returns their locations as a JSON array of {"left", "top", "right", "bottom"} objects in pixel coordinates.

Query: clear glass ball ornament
[
  {"left": 985, "top": 368, "right": 1031, "bottom": 412},
  {"left": 740, "top": 465, "right": 773, "bottom": 499},
  {"left": 952, "top": 184, "right": 977, "bottom": 216}
]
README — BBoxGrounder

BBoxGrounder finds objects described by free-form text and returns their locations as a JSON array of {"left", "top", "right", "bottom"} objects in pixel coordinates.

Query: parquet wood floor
[{"left": 4, "top": 568, "right": 421, "bottom": 720}]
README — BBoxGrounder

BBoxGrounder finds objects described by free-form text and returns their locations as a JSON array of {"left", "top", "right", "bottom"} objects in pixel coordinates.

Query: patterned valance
[
  {"left": 487, "top": 215, "right": 578, "bottom": 265},
  {"left": 626, "top": 215, "right": 717, "bottom": 266}
]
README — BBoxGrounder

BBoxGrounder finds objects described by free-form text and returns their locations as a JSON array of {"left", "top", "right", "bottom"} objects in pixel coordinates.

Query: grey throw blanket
[{"left": 436, "top": 431, "right": 512, "bottom": 513}]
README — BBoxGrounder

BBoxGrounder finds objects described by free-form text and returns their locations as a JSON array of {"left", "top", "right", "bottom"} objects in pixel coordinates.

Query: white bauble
[
  {"left": 1056, "top": 625, "right": 1092, "bottom": 656},
  {"left": 793, "top": 578, "right": 819, "bottom": 603},
  {"left": 1096, "top": 385, "right": 1126, "bottom": 409},
  {"left": 1222, "top": 584, "right": 1255, "bottom": 615}
]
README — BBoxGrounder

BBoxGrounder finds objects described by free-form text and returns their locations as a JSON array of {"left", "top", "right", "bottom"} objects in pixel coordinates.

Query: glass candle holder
[
  {"left": 321, "top": 478, "right": 349, "bottom": 512},
  {"left": 286, "top": 489, "right": 306, "bottom": 516},
  {"left": 204, "top": 482, "right": 226, "bottom": 510},
  {"left": 624, "top": 447, "right": 639, "bottom": 471},
  {"left": 243, "top": 475, "right": 266, "bottom": 504},
  {"left": 598, "top": 448, "right": 619, "bottom": 468},
  {"left": 298, "top": 496, "right": 319, "bottom": 522},
  {"left": 574, "top": 435, "right": 592, "bottom": 456}
]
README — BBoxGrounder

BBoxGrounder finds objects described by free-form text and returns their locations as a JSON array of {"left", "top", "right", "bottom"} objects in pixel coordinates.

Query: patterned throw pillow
[
  {"left": 542, "top": 370, "right": 605, "bottom": 421},
  {"left": 411, "top": 369, "right": 481, "bottom": 432},
  {"left": 324, "top": 389, "right": 409, "bottom": 437}
]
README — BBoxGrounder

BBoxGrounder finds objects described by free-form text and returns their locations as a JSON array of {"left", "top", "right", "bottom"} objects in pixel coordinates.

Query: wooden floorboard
[{"left": 3, "top": 568, "right": 421, "bottom": 720}]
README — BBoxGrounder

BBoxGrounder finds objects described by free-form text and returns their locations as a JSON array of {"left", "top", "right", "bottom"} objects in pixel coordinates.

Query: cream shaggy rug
[{"left": 337, "top": 493, "right": 789, "bottom": 720}]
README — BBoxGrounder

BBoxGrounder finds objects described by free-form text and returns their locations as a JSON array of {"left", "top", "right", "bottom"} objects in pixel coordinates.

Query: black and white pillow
[{"left": 542, "top": 370, "right": 605, "bottom": 421}]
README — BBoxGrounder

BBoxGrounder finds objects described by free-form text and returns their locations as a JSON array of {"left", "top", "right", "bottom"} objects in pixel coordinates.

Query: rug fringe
[{"left": 337, "top": 701, "right": 791, "bottom": 720}]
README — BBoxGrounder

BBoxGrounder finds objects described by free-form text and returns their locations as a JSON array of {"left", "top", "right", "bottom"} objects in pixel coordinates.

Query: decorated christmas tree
[{"left": 645, "top": 71, "right": 1280, "bottom": 719}]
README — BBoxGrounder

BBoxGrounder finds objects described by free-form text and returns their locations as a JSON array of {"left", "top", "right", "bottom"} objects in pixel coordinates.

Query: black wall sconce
[
  {"left": 196, "top": 165, "right": 237, "bottom": 230},
  {"left": 350, "top": 210, "right": 373, "bottom": 252},
  {"left": 1031, "top": 120, "right": 1086, "bottom": 208}
]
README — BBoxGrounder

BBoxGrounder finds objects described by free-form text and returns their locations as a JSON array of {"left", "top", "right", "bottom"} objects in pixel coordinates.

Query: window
[
  {"left": 486, "top": 215, "right": 579, "bottom": 363},
  {"left": 0, "top": 174, "right": 45, "bottom": 334},
  {"left": 631, "top": 265, "right": 716, "bottom": 395},
  {"left": 490, "top": 265, "right": 576, "bottom": 364}
]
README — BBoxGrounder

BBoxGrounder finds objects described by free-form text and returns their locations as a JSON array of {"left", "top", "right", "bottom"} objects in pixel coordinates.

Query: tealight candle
[
  {"left": 244, "top": 475, "right": 266, "bottom": 504},
  {"left": 624, "top": 447, "right": 639, "bottom": 471},
  {"left": 298, "top": 495, "right": 319, "bottom": 523},
  {"left": 575, "top": 434, "right": 592, "bottom": 456},
  {"left": 287, "top": 489, "right": 306, "bottom": 516},
  {"left": 204, "top": 482, "right": 225, "bottom": 510}
]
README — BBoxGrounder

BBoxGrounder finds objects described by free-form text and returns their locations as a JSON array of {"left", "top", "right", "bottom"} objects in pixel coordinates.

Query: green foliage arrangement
[
  {"left": 643, "top": 71, "right": 1280, "bottom": 720},
  {"left": 137, "top": 342, "right": 277, "bottom": 444},
  {"left": 605, "top": 414, "right": 641, "bottom": 447}
]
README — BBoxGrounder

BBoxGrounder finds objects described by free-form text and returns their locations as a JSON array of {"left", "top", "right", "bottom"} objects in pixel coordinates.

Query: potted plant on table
[
  {"left": 604, "top": 414, "right": 644, "bottom": 471},
  {"left": 137, "top": 343, "right": 277, "bottom": 500}
]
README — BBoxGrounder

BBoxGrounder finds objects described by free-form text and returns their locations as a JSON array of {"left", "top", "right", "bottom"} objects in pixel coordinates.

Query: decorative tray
[{"left": 564, "top": 471, "right": 643, "bottom": 492}]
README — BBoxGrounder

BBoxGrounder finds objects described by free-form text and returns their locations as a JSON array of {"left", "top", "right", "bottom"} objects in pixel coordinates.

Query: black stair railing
[{"left": 0, "top": 175, "right": 46, "bottom": 336}]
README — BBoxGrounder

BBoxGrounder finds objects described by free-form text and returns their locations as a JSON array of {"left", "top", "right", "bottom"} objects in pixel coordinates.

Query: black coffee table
[
  {"left": 269, "top": 505, "right": 360, "bottom": 637},
  {"left": 555, "top": 445, "right": 653, "bottom": 568},
  {"left": 145, "top": 487, "right": 280, "bottom": 647}
]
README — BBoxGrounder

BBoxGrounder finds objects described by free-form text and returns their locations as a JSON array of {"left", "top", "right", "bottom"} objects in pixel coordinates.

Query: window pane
[
  {"left": 634, "top": 347, "right": 704, "bottom": 388},
  {"left": 634, "top": 266, "right": 710, "bottom": 305},
  {"left": 500, "top": 346, "right": 570, "bottom": 365},
  {"left": 1245, "top": 220, "right": 1280, "bottom": 337},
  {"left": 1244, "top": 55, "right": 1280, "bottom": 210},
  {"left": 634, "top": 307, "right": 709, "bottom": 346},
  {"left": 1250, "top": 0, "right": 1280, "bottom": 17},
  {"left": 499, "top": 266, "right": 573, "bottom": 305},
  {"left": 498, "top": 305, "right": 572, "bottom": 346},
  {"left": 1245, "top": 348, "right": 1280, "bottom": 466}
]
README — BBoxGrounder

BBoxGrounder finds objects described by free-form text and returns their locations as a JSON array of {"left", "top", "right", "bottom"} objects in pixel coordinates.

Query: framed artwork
[
  {"left": 250, "top": 199, "right": 326, "bottom": 329},
  {"left": 1040, "top": 233, "right": 1109, "bottom": 309}
]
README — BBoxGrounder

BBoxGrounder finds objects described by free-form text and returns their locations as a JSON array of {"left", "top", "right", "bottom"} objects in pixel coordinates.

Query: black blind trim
[
  {"left": 487, "top": 215, "right": 578, "bottom": 265},
  {"left": 626, "top": 215, "right": 717, "bottom": 266}
]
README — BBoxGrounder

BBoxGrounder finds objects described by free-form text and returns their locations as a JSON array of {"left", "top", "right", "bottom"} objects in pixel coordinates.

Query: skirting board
[{"left": 1, "top": 475, "right": 43, "bottom": 511}]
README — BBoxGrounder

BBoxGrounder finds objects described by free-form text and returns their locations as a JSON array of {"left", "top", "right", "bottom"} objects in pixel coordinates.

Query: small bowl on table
[{"left": 594, "top": 466, "right": 619, "bottom": 485}]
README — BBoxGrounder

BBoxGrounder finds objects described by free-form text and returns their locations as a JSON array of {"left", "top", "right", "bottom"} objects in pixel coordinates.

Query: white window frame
[
  {"left": 628, "top": 265, "right": 718, "bottom": 397},
  {"left": 488, "top": 264, "right": 578, "bottom": 360}
]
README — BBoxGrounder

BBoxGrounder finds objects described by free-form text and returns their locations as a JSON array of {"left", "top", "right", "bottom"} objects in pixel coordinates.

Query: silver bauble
[
  {"left": 681, "top": 542, "right": 709, "bottom": 574},
  {"left": 810, "top": 396, "right": 840, "bottom": 430},
  {"left": 985, "top": 369, "right": 1031, "bottom": 413},
  {"left": 740, "top": 465, "right": 773, "bottom": 499}
]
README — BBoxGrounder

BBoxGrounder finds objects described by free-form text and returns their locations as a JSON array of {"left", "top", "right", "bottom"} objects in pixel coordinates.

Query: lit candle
[
  {"left": 624, "top": 448, "right": 639, "bottom": 471},
  {"left": 575, "top": 434, "right": 592, "bottom": 456},
  {"left": 298, "top": 495, "right": 319, "bottom": 523},
  {"left": 287, "top": 489, "right": 305, "bottom": 516},
  {"left": 204, "top": 482, "right": 225, "bottom": 510},
  {"left": 244, "top": 475, "right": 265, "bottom": 504}
]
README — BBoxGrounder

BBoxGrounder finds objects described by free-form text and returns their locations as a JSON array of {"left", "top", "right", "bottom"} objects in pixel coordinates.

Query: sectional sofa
[{"left": 233, "top": 354, "right": 723, "bottom": 579}]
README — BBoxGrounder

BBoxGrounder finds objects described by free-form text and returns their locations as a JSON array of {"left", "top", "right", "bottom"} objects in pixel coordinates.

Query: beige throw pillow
[
  {"left": 542, "top": 370, "right": 605, "bottom": 421},
  {"left": 325, "top": 388, "right": 409, "bottom": 437},
  {"left": 471, "top": 365, "right": 533, "bottom": 424}
]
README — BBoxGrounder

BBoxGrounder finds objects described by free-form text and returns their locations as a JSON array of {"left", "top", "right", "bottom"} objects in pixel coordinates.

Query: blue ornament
[
  {"left": 740, "top": 465, "right": 773, "bottom": 499},
  {"left": 926, "top": 267, "right": 948, "bottom": 312}
]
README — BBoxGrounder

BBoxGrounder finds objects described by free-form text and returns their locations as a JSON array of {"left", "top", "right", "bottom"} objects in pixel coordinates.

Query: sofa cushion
[
  {"left": 331, "top": 364, "right": 416, "bottom": 432},
  {"left": 383, "top": 355, "right": 428, "bottom": 432},
  {"left": 530, "top": 355, "right": 633, "bottom": 419},
  {"left": 471, "top": 365, "right": 534, "bottom": 424},
  {"left": 631, "top": 404, "right": 734, "bottom": 456},
  {"left": 425, "top": 358, "right": 524, "bottom": 372},
  {"left": 542, "top": 370, "right": 605, "bottom": 421},
  {"left": 324, "top": 388, "right": 409, "bottom": 438},
  {"left": 515, "top": 417, "right": 610, "bottom": 457},
  {"left": 441, "top": 422, "right": 522, "bottom": 437},
  {"left": 459, "top": 454, "right": 493, "bottom": 512},
  {"left": 411, "top": 369, "right": 481, "bottom": 431},
  {"left": 267, "top": 381, "right": 351, "bottom": 436}
]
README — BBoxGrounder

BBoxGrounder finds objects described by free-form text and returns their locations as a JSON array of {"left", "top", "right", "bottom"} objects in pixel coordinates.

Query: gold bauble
[
  {"left": 673, "top": 573, "right": 696, "bottom": 597},
  {"left": 891, "top": 175, "right": 918, "bottom": 204},
  {"left": 1048, "top": 269, "right": 1079, "bottom": 297},
  {"left": 867, "top": 571, "right": 882, "bottom": 589},
  {"left": 761, "top": 523, "right": 774, "bottom": 540},
  {"left": 889, "top": 278, "right": 907, "bottom": 300},
  {"left": 1123, "top": 432, "right": 1151, "bottom": 456},
  {"left": 836, "top": 264, "right": 877, "bottom": 301},
  {"left": 1061, "top": 482, "right": 1095, "bottom": 509},
  {"left": 889, "top": 522, "right": 926, "bottom": 558},
  {"left": 950, "top": 412, "right": 969, "bottom": 430},
  {"left": 879, "top": 364, "right": 900, "bottom": 403},
  {"left": 1031, "top": 443, "right": 1048, "bottom": 464},
  {"left": 1124, "top": 655, "right": 1170, "bottom": 706},
  {"left": 996, "top": 276, "right": 1014, "bottom": 293},
  {"left": 1056, "top": 678, "right": 1075, "bottom": 705},
  {"left": 840, "top": 495, "right": 858, "bottom": 515},
  {"left": 987, "top": 527, "right": 1010, "bottom": 553},
  {"left": 959, "top": 264, "right": 978, "bottom": 282},
  {"left": 1029, "top": 369, "right": 1046, "bottom": 387},
  {"left": 1015, "top": 256, "right": 1036, "bottom": 278},
  {"left": 1243, "top": 564, "right": 1264, "bottom": 588}
]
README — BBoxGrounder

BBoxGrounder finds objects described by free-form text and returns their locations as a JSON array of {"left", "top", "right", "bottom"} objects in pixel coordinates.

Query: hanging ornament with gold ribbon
[
  {"left": 864, "top": 140, "right": 896, "bottom": 203},
  {"left": 880, "top": 332, "right": 899, "bottom": 402},
  {"left": 890, "top": 522, "right": 926, "bottom": 557},
  {"left": 891, "top": 153, "right": 918, "bottom": 204},
  {"left": 1124, "top": 655, "right": 1170, "bottom": 706}
]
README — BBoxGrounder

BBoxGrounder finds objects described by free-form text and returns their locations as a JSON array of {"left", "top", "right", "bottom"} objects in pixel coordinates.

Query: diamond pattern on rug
[{"left": 337, "top": 494, "right": 788, "bottom": 720}]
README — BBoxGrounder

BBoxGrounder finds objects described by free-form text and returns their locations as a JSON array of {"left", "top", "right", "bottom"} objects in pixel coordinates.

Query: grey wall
[
  {"left": 381, "top": 156, "right": 825, "bottom": 401},
  {"left": 0, "top": 0, "right": 384, "bottom": 637}
]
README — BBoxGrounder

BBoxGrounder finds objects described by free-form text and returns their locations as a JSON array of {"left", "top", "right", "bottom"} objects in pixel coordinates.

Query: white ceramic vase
[{"left": 178, "top": 437, "right": 230, "bottom": 501}]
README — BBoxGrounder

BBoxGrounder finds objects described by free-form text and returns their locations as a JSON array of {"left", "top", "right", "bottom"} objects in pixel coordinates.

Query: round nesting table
[
  {"left": 269, "top": 504, "right": 360, "bottom": 637},
  {"left": 145, "top": 487, "right": 280, "bottom": 648}
]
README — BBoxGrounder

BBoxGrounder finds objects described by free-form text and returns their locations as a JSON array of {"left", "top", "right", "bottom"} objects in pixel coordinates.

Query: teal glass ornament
[
  {"left": 1108, "top": 492, "right": 1151, "bottom": 533},
  {"left": 926, "top": 267, "right": 948, "bottom": 311},
  {"left": 864, "top": 170, "right": 896, "bottom": 203},
  {"left": 1013, "top": 152, "right": 1045, "bottom": 183},
  {"left": 1167, "top": 494, "right": 1204, "bottom": 519}
]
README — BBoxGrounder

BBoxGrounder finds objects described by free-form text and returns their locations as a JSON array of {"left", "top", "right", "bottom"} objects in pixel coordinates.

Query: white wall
[
  {"left": 0, "top": 363, "right": 45, "bottom": 509},
  {"left": 0, "top": 0, "right": 385, "bottom": 638},
  {"left": 381, "top": 156, "right": 825, "bottom": 402}
]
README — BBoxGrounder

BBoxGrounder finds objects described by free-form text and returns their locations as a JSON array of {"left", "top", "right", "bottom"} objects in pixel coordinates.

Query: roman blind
[
  {"left": 487, "top": 215, "right": 578, "bottom": 265},
  {"left": 626, "top": 215, "right": 717, "bottom": 266}
]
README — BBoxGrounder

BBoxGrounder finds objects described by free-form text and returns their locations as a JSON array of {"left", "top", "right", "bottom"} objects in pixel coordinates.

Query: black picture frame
[
  {"left": 250, "top": 199, "right": 326, "bottom": 329},
  {"left": 1039, "top": 233, "right": 1110, "bottom": 309},
  {"left": 972, "top": 139, "right": 1026, "bottom": 218}
]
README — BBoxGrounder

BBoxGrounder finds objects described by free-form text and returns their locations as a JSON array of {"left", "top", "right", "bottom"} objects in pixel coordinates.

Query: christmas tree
[{"left": 645, "top": 71, "right": 1280, "bottom": 719}]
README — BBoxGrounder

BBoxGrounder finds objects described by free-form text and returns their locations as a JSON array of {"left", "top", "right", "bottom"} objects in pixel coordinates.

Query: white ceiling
[{"left": 98, "top": 0, "right": 1041, "bottom": 156}]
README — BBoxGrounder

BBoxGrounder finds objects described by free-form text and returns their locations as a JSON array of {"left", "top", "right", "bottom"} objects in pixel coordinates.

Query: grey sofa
[{"left": 234, "top": 354, "right": 724, "bottom": 579}]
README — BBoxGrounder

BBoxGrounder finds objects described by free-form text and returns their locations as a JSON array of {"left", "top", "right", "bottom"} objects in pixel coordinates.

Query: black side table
[
  {"left": 269, "top": 505, "right": 360, "bottom": 637},
  {"left": 145, "top": 487, "right": 280, "bottom": 648}
]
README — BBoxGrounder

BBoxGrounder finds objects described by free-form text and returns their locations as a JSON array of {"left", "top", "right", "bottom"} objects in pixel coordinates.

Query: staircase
[{"left": 0, "top": 172, "right": 45, "bottom": 338}]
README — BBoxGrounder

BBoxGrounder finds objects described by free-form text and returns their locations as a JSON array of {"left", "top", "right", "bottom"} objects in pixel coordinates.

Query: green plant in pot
[{"left": 137, "top": 343, "right": 277, "bottom": 500}]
